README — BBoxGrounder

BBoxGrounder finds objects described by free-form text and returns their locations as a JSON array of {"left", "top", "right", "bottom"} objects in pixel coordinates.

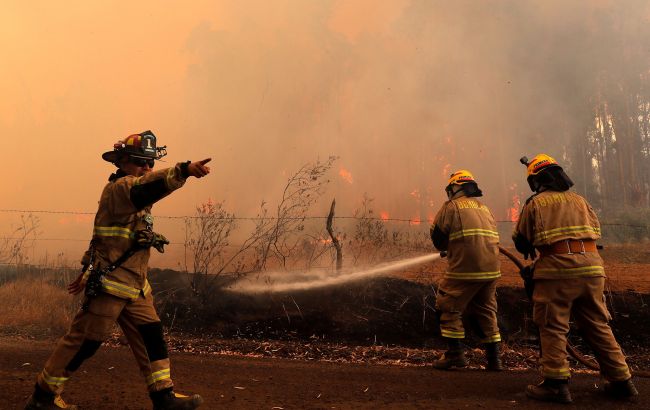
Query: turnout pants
[
  {"left": 37, "top": 291, "right": 173, "bottom": 395},
  {"left": 533, "top": 277, "right": 631, "bottom": 381},
  {"left": 435, "top": 278, "right": 501, "bottom": 343}
]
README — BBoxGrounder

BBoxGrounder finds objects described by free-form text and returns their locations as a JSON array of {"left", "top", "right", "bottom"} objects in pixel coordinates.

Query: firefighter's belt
[{"left": 539, "top": 239, "right": 597, "bottom": 256}]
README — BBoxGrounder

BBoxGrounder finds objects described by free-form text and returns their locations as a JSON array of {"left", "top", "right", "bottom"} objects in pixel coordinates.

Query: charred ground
[{"left": 138, "top": 246, "right": 650, "bottom": 374}]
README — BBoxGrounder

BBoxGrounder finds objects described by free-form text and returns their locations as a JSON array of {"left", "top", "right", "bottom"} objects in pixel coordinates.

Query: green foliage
[{"left": 600, "top": 209, "right": 650, "bottom": 244}]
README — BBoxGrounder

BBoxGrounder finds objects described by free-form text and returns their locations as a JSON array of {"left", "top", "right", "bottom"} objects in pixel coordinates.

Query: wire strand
[{"left": 1, "top": 208, "right": 649, "bottom": 228}]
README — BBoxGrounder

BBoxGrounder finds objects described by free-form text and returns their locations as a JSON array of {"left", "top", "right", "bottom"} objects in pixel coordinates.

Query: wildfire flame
[
  {"left": 507, "top": 192, "right": 521, "bottom": 222},
  {"left": 339, "top": 167, "right": 353, "bottom": 184},
  {"left": 380, "top": 211, "right": 390, "bottom": 221}
]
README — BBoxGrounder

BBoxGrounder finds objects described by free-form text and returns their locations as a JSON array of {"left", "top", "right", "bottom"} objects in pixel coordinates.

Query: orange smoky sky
[{"left": 1, "top": 0, "right": 648, "bottom": 267}]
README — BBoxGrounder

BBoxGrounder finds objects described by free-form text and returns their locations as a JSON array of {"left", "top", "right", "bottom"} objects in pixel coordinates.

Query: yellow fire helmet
[
  {"left": 445, "top": 169, "right": 482, "bottom": 199},
  {"left": 447, "top": 169, "right": 476, "bottom": 186},
  {"left": 526, "top": 154, "right": 559, "bottom": 177},
  {"left": 521, "top": 153, "right": 573, "bottom": 192}
]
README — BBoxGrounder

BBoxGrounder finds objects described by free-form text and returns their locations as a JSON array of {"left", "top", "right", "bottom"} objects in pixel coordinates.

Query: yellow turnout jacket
[
  {"left": 431, "top": 194, "right": 501, "bottom": 281},
  {"left": 82, "top": 164, "right": 187, "bottom": 300},
  {"left": 513, "top": 190, "right": 604, "bottom": 279}
]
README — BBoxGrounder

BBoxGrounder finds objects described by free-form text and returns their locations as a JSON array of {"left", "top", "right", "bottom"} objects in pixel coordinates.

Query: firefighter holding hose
[
  {"left": 430, "top": 170, "right": 503, "bottom": 372},
  {"left": 514, "top": 153, "right": 638, "bottom": 404},
  {"left": 25, "top": 131, "right": 210, "bottom": 410}
]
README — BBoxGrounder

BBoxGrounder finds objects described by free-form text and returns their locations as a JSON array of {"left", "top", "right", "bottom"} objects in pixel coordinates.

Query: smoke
[
  {"left": 180, "top": 0, "right": 650, "bottom": 220},
  {"left": 2, "top": 0, "right": 648, "bottom": 265},
  {"left": 228, "top": 252, "right": 441, "bottom": 293}
]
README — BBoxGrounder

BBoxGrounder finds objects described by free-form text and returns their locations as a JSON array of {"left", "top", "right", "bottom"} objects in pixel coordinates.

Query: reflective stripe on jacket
[
  {"left": 513, "top": 190, "right": 604, "bottom": 279},
  {"left": 82, "top": 164, "right": 187, "bottom": 299},
  {"left": 101, "top": 277, "right": 153, "bottom": 300},
  {"left": 431, "top": 195, "right": 501, "bottom": 281}
]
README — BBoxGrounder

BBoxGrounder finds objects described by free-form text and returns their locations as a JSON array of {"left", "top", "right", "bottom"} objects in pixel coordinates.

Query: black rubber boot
[
  {"left": 602, "top": 378, "right": 639, "bottom": 401},
  {"left": 150, "top": 388, "right": 204, "bottom": 410},
  {"left": 24, "top": 384, "right": 79, "bottom": 410},
  {"left": 484, "top": 342, "right": 504, "bottom": 371},
  {"left": 433, "top": 338, "right": 468, "bottom": 370},
  {"left": 526, "top": 379, "right": 572, "bottom": 404}
]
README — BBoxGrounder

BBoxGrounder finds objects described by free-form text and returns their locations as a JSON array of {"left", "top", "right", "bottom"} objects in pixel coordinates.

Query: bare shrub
[
  {"left": 183, "top": 200, "right": 267, "bottom": 298},
  {"left": 349, "top": 194, "right": 431, "bottom": 265},
  {"left": 350, "top": 194, "right": 390, "bottom": 264},
  {"left": 0, "top": 214, "right": 40, "bottom": 267},
  {"left": 292, "top": 228, "right": 339, "bottom": 270},
  {"left": 183, "top": 200, "right": 235, "bottom": 294},
  {"left": 255, "top": 156, "right": 338, "bottom": 270},
  {"left": 183, "top": 156, "right": 338, "bottom": 297}
]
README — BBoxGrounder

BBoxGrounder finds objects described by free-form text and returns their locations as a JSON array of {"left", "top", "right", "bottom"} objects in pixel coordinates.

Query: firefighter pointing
[
  {"left": 430, "top": 170, "right": 503, "bottom": 371},
  {"left": 26, "top": 131, "right": 209, "bottom": 410},
  {"left": 514, "top": 154, "right": 638, "bottom": 403}
]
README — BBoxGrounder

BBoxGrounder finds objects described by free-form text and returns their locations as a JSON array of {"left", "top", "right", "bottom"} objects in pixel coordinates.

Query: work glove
[
  {"left": 522, "top": 247, "right": 537, "bottom": 261},
  {"left": 135, "top": 230, "right": 169, "bottom": 253},
  {"left": 519, "top": 264, "right": 535, "bottom": 300},
  {"left": 152, "top": 233, "right": 170, "bottom": 253},
  {"left": 513, "top": 233, "right": 537, "bottom": 260},
  {"left": 135, "top": 230, "right": 155, "bottom": 248},
  {"left": 519, "top": 265, "right": 534, "bottom": 281}
]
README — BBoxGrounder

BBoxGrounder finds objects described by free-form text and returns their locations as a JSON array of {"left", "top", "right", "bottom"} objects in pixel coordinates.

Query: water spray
[{"left": 227, "top": 252, "right": 444, "bottom": 294}]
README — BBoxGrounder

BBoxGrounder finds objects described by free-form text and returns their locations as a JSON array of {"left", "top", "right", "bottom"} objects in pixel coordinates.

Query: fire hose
[{"left": 498, "top": 246, "right": 650, "bottom": 378}]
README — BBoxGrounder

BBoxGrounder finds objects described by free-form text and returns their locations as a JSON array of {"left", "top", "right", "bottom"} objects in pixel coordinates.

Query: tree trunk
[{"left": 326, "top": 198, "right": 343, "bottom": 271}]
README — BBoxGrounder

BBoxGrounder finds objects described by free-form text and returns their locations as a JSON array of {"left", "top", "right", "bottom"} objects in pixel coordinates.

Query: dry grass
[{"left": 0, "top": 278, "right": 79, "bottom": 336}]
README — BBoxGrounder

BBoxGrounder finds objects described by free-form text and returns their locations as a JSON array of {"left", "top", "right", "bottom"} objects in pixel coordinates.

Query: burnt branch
[{"left": 326, "top": 198, "right": 343, "bottom": 271}]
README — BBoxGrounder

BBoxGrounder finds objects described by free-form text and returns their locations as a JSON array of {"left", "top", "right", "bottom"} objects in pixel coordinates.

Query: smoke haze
[{"left": 1, "top": 0, "right": 648, "bottom": 266}]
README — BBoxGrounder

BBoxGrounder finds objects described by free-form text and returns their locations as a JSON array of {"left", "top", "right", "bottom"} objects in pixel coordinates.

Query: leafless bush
[
  {"left": 255, "top": 156, "right": 337, "bottom": 270},
  {"left": 0, "top": 214, "right": 40, "bottom": 267},
  {"left": 348, "top": 194, "right": 431, "bottom": 265},
  {"left": 183, "top": 200, "right": 270, "bottom": 297},
  {"left": 184, "top": 200, "right": 235, "bottom": 278},
  {"left": 183, "top": 156, "right": 338, "bottom": 297},
  {"left": 349, "top": 194, "right": 389, "bottom": 264},
  {"left": 293, "top": 229, "right": 339, "bottom": 270}
]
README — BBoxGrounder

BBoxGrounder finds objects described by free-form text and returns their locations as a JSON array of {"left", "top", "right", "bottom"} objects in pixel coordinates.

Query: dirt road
[{"left": 1, "top": 338, "right": 646, "bottom": 409}]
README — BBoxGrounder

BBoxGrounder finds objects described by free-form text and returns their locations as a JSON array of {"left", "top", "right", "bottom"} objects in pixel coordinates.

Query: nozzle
[
  {"left": 440, "top": 251, "right": 448, "bottom": 258},
  {"left": 519, "top": 156, "right": 529, "bottom": 166}
]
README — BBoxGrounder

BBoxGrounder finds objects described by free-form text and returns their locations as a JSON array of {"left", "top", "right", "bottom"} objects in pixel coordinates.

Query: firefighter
[
  {"left": 25, "top": 131, "right": 210, "bottom": 410},
  {"left": 430, "top": 170, "right": 503, "bottom": 371},
  {"left": 514, "top": 154, "right": 638, "bottom": 404}
]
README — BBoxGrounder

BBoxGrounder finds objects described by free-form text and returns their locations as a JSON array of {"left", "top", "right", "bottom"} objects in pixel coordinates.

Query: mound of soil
[{"left": 149, "top": 269, "right": 650, "bottom": 353}]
